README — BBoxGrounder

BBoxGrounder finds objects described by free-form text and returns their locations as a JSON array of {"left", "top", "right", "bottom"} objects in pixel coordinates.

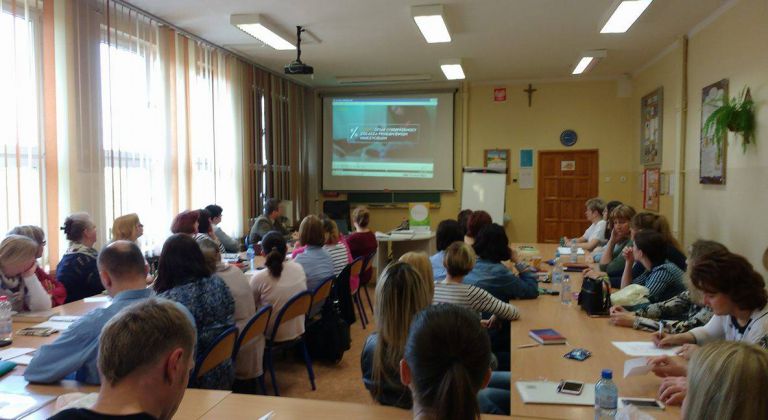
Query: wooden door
[{"left": 537, "top": 150, "right": 599, "bottom": 243}]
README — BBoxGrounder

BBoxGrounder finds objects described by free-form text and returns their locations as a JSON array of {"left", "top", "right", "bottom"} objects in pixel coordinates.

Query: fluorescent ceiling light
[
  {"left": 572, "top": 57, "right": 594, "bottom": 75},
  {"left": 440, "top": 59, "right": 465, "bottom": 80},
  {"left": 600, "top": 0, "right": 653, "bottom": 33},
  {"left": 572, "top": 50, "right": 607, "bottom": 75},
  {"left": 412, "top": 5, "right": 451, "bottom": 43},
  {"left": 231, "top": 14, "right": 295, "bottom": 50}
]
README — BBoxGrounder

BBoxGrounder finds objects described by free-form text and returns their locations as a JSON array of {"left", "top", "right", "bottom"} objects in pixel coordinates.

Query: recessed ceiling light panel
[
  {"left": 412, "top": 5, "right": 452, "bottom": 43},
  {"left": 600, "top": 0, "right": 653, "bottom": 33}
]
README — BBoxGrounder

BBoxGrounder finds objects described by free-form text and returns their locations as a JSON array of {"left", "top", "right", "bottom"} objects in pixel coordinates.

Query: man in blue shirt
[{"left": 25, "top": 241, "right": 154, "bottom": 384}]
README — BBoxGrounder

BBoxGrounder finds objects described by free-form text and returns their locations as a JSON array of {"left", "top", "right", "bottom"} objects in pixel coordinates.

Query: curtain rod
[{"left": 112, "top": 0, "right": 312, "bottom": 89}]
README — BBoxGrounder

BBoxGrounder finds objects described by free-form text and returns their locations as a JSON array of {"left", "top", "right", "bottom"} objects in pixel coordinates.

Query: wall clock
[{"left": 560, "top": 129, "right": 578, "bottom": 147}]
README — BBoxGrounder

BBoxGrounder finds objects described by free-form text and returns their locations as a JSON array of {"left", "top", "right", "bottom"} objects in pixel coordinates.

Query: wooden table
[
  {"left": 509, "top": 244, "right": 679, "bottom": 419},
  {"left": 198, "top": 393, "right": 510, "bottom": 420}
]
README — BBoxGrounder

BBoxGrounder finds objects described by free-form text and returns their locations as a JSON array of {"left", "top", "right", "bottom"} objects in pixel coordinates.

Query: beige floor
[{"left": 266, "top": 285, "right": 378, "bottom": 405}]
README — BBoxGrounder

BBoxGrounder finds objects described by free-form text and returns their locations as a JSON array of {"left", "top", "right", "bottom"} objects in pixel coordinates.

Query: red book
[{"left": 528, "top": 328, "right": 567, "bottom": 345}]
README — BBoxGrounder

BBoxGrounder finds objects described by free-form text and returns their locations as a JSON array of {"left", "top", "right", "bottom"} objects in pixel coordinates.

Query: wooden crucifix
[{"left": 523, "top": 83, "right": 537, "bottom": 107}]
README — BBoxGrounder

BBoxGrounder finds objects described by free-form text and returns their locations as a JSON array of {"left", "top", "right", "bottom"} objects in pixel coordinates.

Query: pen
[
  {"left": 517, "top": 343, "right": 540, "bottom": 349},
  {"left": 658, "top": 320, "right": 664, "bottom": 337}
]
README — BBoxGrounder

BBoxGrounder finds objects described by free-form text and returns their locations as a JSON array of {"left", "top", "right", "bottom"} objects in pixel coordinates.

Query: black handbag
[
  {"left": 577, "top": 276, "right": 612, "bottom": 316},
  {"left": 305, "top": 300, "right": 351, "bottom": 363}
]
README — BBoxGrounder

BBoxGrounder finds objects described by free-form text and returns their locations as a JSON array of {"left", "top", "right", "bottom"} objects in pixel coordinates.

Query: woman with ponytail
[
  {"left": 401, "top": 304, "right": 492, "bottom": 420},
  {"left": 249, "top": 231, "right": 308, "bottom": 342}
]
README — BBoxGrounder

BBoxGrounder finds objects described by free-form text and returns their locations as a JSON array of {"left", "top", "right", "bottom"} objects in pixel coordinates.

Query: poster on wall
[
  {"left": 700, "top": 79, "right": 728, "bottom": 184},
  {"left": 641, "top": 87, "right": 663, "bottom": 166},
  {"left": 484, "top": 149, "right": 510, "bottom": 184},
  {"left": 643, "top": 167, "right": 660, "bottom": 211},
  {"left": 519, "top": 149, "right": 534, "bottom": 189}
]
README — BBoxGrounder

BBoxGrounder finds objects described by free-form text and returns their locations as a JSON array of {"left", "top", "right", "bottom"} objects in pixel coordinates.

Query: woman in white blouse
[{"left": 0, "top": 235, "right": 53, "bottom": 312}]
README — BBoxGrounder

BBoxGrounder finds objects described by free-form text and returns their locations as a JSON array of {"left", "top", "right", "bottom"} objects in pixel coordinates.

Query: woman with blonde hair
[
  {"left": 0, "top": 235, "right": 53, "bottom": 312},
  {"left": 683, "top": 341, "right": 768, "bottom": 419},
  {"left": 361, "top": 262, "right": 433, "bottom": 408},
  {"left": 58, "top": 212, "right": 102, "bottom": 303},
  {"left": 111, "top": 213, "right": 143, "bottom": 242},
  {"left": 399, "top": 252, "right": 434, "bottom": 292},
  {"left": 8, "top": 225, "right": 67, "bottom": 306}
]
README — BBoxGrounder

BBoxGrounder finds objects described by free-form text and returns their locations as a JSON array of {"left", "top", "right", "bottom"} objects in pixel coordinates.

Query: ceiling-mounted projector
[{"left": 284, "top": 26, "right": 313, "bottom": 75}]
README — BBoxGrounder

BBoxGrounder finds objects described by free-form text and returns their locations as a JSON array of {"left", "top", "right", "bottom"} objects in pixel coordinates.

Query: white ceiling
[{"left": 124, "top": 0, "right": 727, "bottom": 87}]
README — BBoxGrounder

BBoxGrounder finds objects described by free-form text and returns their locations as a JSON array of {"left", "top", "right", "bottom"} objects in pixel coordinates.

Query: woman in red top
[
  {"left": 8, "top": 225, "right": 67, "bottom": 306},
  {"left": 346, "top": 206, "right": 378, "bottom": 286}
]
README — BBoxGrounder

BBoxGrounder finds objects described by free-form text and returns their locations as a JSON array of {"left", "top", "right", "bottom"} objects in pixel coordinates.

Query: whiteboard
[{"left": 461, "top": 172, "right": 506, "bottom": 223}]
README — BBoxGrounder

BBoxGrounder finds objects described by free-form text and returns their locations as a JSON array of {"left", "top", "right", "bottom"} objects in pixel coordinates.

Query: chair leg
[
  {"left": 353, "top": 294, "right": 367, "bottom": 328},
  {"left": 265, "top": 347, "right": 279, "bottom": 396},
  {"left": 356, "top": 289, "right": 369, "bottom": 324},
  {"left": 299, "top": 339, "right": 317, "bottom": 391},
  {"left": 363, "top": 285, "right": 374, "bottom": 312}
]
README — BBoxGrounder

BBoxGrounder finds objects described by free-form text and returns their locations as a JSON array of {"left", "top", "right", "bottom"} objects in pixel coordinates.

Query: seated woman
[
  {"left": 649, "top": 250, "right": 768, "bottom": 406},
  {"left": 620, "top": 230, "right": 685, "bottom": 304},
  {"left": 401, "top": 304, "right": 497, "bottom": 420},
  {"left": 0, "top": 235, "right": 54, "bottom": 312},
  {"left": 206, "top": 204, "right": 242, "bottom": 253},
  {"left": 399, "top": 252, "right": 434, "bottom": 287},
  {"left": 111, "top": 213, "right": 144, "bottom": 243},
  {"left": 464, "top": 224, "right": 538, "bottom": 303},
  {"left": 170, "top": 210, "right": 200, "bottom": 236},
  {"left": 597, "top": 205, "right": 635, "bottom": 286},
  {"left": 321, "top": 216, "right": 351, "bottom": 277},
  {"left": 194, "top": 208, "right": 225, "bottom": 254},
  {"left": 9, "top": 225, "right": 67, "bottom": 306},
  {"left": 361, "top": 262, "right": 432, "bottom": 409},
  {"left": 457, "top": 209, "right": 472, "bottom": 236},
  {"left": 683, "top": 341, "right": 768, "bottom": 419},
  {"left": 434, "top": 242, "right": 519, "bottom": 323},
  {"left": 610, "top": 240, "right": 726, "bottom": 333},
  {"left": 464, "top": 210, "right": 491, "bottom": 246},
  {"left": 249, "top": 232, "right": 308, "bottom": 343},
  {"left": 565, "top": 197, "right": 606, "bottom": 252},
  {"left": 430, "top": 220, "right": 464, "bottom": 281},
  {"left": 198, "top": 239, "right": 261, "bottom": 393},
  {"left": 346, "top": 206, "right": 377, "bottom": 287},
  {"left": 591, "top": 200, "right": 623, "bottom": 261},
  {"left": 293, "top": 215, "right": 335, "bottom": 292},
  {"left": 154, "top": 234, "right": 235, "bottom": 390},
  {"left": 630, "top": 212, "right": 687, "bottom": 276},
  {"left": 58, "top": 213, "right": 103, "bottom": 303}
]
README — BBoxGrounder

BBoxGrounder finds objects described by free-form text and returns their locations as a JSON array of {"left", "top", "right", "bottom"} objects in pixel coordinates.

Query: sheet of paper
[
  {"left": 8, "top": 354, "right": 34, "bottom": 366},
  {"left": 0, "top": 347, "right": 35, "bottom": 360},
  {"left": 557, "top": 247, "right": 585, "bottom": 255},
  {"left": 623, "top": 357, "right": 652, "bottom": 378},
  {"left": 519, "top": 167, "right": 534, "bottom": 189},
  {"left": 612, "top": 341, "right": 681, "bottom": 357},
  {"left": 84, "top": 296, "right": 111, "bottom": 303},
  {"left": 49, "top": 315, "right": 80, "bottom": 323},
  {"left": 33, "top": 321, "right": 75, "bottom": 331}
]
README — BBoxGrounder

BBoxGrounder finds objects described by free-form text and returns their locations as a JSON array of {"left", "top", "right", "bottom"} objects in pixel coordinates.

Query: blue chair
[
  {"left": 263, "top": 290, "right": 315, "bottom": 396},
  {"left": 191, "top": 325, "right": 239, "bottom": 385},
  {"left": 308, "top": 275, "right": 335, "bottom": 320},
  {"left": 233, "top": 305, "right": 272, "bottom": 394}
]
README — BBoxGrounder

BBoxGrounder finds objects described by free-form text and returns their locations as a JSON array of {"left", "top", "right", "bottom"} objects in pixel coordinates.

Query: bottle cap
[
  {"left": 0, "top": 296, "right": 7, "bottom": 302},
  {"left": 601, "top": 369, "right": 613, "bottom": 379}
]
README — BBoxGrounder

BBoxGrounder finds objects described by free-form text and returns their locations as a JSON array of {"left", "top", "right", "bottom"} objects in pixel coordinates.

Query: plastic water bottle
[
  {"left": 552, "top": 252, "right": 563, "bottom": 285},
  {"left": 595, "top": 369, "right": 618, "bottom": 420},
  {"left": 570, "top": 239, "right": 579, "bottom": 263},
  {"left": 246, "top": 244, "right": 256, "bottom": 271},
  {"left": 0, "top": 296, "right": 12, "bottom": 347},
  {"left": 561, "top": 275, "right": 572, "bottom": 305}
]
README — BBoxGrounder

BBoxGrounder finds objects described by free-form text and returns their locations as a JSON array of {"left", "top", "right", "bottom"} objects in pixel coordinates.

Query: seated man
[
  {"left": 49, "top": 298, "right": 196, "bottom": 420},
  {"left": 248, "top": 198, "right": 293, "bottom": 244},
  {"left": 25, "top": 241, "right": 153, "bottom": 384},
  {"left": 205, "top": 204, "right": 241, "bottom": 253},
  {"left": 565, "top": 197, "right": 606, "bottom": 252}
]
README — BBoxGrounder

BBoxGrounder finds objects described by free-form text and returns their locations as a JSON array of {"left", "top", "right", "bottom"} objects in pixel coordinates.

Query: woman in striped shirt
[
  {"left": 321, "top": 216, "right": 351, "bottom": 277},
  {"left": 434, "top": 241, "right": 519, "bottom": 322}
]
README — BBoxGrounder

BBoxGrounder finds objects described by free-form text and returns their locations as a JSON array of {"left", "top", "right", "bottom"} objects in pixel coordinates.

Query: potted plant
[{"left": 703, "top": 87, "right": 756, "bottom": 154}]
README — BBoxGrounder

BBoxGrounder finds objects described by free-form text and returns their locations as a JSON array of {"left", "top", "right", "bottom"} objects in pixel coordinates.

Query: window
[
  {"left": 0, "top": 2, "right": 45, "bottom": 235},
  {"left": 100, "top": 12, "right": 171, "bottom": 251}
]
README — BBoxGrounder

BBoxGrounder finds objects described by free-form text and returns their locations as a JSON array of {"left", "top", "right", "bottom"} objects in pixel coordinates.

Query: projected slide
[{"left": 331, "top": 98, "right": 438, "bottom": 179}]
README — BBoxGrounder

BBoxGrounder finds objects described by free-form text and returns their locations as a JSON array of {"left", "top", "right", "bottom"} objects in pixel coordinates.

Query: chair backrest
[
  {"left": 269, "top": 290, "right": 312, "bottom": 341},
  {"left": 234, "top": 305, "right": 272, "bottom": 357},
  {"left": 349, "top": 257, "right": 364, "bottom": 278},
  {"left": 194, "top": 326, "right": 239, "bottom": 379},
  {"left": 359, "top": 251, "right": 376, "bottom": 285},
  {"left": 308, "top": 275, "right": 335, "bottom": 318}
]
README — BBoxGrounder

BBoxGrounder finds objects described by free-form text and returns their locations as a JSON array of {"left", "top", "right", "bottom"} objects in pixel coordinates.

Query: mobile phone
[
  {"left": 619, "top": 398, "right": 665, "bottom": 410},
  {"left": 556, "top": 380, "right": 584, "bottom": 395}
]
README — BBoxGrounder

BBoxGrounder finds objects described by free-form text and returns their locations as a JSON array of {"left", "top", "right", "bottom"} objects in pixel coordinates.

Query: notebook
[
  {"left": 528, "top": 328, "right": 567, "bottom": 345},
  {"left": 516, "top": 381, "right": 595, "bottom": 405},
  {"left": 0, "top": 392, "right": 55, "bottom": 419}
]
